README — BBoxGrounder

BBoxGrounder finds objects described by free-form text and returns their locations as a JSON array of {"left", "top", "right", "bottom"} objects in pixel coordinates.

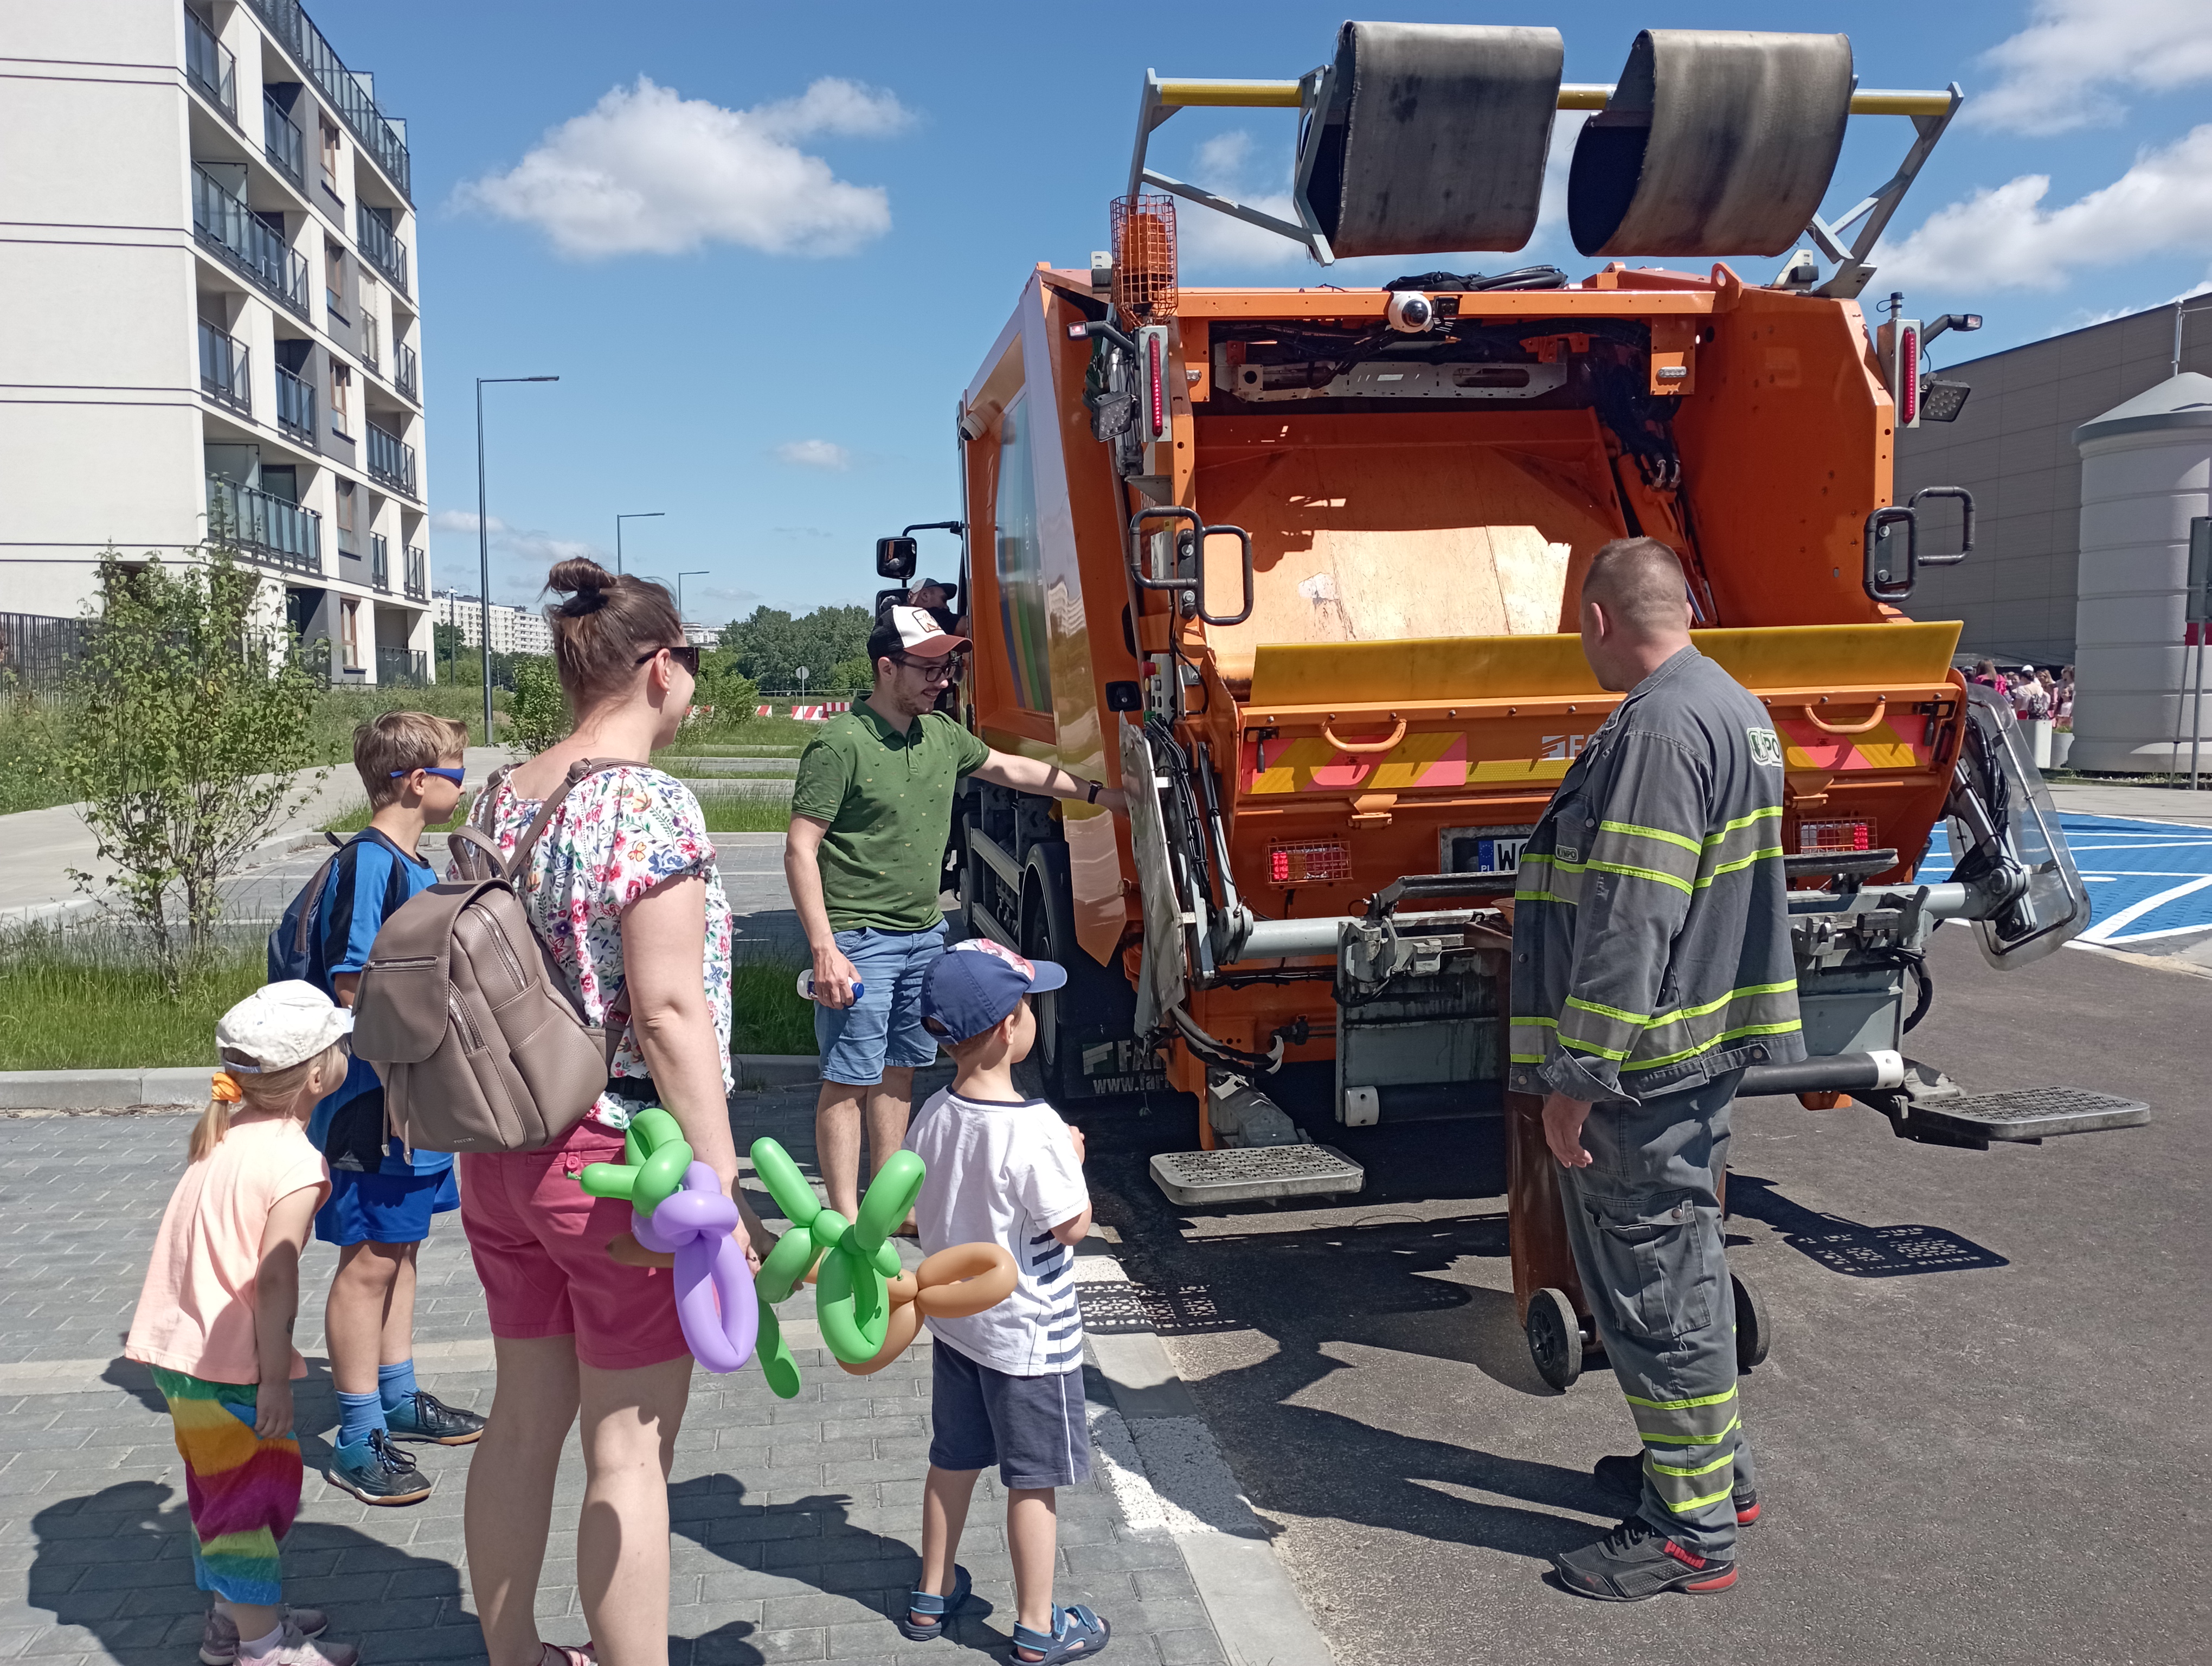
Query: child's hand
[
  {"left": 1067, "top": 1124, "right": 1087, "bottom": 1165},
  {"left": 253, "top": 1380, "right": 294, "bottom": 1440}
]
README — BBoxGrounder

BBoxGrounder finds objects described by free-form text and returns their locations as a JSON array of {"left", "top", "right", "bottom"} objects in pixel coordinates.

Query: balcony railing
[
  {"left": 370, "top": 534, "right": 390, "bottom": 590},
  {"left": 394, "top": 340, "right": 417, "bottom": 401},
  {"left": 191, "top": 166, "right": 308, "bottom": 317},
  {"left": 355, "top": 206, "right": 408, "bottom": 294},
  {"left": 208, "top": 476, "right": 320, "bottom": 573},
  {"left": 365, "top": 421, "right": 416, "bottom": 496},
  {"left": 263, "top": 89, "right": 305, "bottom": 188},
  {"left": 197, "top": 320, "right": 250, "bottom": 415},
  {"left": 274, "top": 363, "right": 317, "bottom": 446},
  {"left": 243, "top": 0, "right": 410, "bottom": 198},
  {"left": 375, "top": 646, "right": 429, "bottom": 687},
  {"left": 404, "top": 545, "right": 427, "bottom": 600},
  {"left": 184, "top": 8, "right": 236, "bottom": 118}
]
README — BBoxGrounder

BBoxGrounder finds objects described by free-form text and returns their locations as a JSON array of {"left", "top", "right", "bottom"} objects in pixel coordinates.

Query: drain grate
[
  {"left": 1076, "top": 1281, "right": 1238, "bottom": 1336},
  {"left": 1149, "top": 1143, "right": 1366, "bottom": 1206},
  {"left": 1908, "top": 1086, "right": 2148, "bottom": 1143}
]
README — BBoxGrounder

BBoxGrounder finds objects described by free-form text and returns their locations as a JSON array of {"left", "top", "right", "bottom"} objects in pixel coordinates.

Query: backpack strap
[{"left": 289, "top": 830, "right": 361, "bottom": 960}]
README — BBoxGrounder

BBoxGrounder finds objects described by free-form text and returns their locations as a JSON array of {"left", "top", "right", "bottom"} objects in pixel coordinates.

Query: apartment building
[
  {"left": 1, "top": 0, "right": 433, "bottom": 686},
  {"left": 433, "top": 593, "right": 554, "bottom": 658}
]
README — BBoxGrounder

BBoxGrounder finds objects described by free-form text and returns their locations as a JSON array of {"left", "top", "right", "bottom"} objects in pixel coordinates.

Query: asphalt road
[{"left": 1072, "top": 927, "right": 2208, "bottom": 1666}]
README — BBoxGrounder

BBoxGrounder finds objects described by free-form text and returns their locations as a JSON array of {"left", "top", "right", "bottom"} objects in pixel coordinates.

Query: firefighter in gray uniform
[{"left": 1509, "top": 537, "right": 1803, "bottom": 1601}]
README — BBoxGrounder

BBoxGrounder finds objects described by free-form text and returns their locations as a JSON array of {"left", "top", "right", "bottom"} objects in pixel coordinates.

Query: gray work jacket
[{"left": 1508, "top": 645, "right": 1804, "bottom": 1104}]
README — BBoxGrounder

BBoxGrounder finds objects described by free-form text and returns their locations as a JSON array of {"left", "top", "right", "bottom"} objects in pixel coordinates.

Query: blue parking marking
[{"left": 1919, "top": 813, "right": 2212, "bottom": 946}]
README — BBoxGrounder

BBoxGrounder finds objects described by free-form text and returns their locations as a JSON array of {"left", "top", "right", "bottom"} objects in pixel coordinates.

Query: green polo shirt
[{"left": 792, "top": 703, "right": 992, "bottom": 933}]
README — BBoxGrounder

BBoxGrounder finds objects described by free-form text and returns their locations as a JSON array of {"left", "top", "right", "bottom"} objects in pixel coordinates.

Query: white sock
[{"left": 240, "top": 1622, "right": 285, "bottom": 1659}]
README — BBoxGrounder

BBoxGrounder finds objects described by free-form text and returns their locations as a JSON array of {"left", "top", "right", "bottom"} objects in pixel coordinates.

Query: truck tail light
[
  {"left": 1898, "top": 324, "right": 1919, "bottom": 426},
  {"left": 1269, "top": 840, "right": 1352, "bottom": 885},
  {"left": 1799, "top": 818, "right": 1874, "bottom": 854},
  {"left": 1148, "top": 332, "right": 1165, "bottom": 435}
]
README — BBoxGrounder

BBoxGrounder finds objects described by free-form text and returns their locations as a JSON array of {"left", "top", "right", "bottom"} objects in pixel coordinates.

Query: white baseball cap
[
  {"left": 880, "top": 604, "right": 970, "bottom": 659},
  {"left": 216, "top": 980, "right": 353, "bottom": 1071}
]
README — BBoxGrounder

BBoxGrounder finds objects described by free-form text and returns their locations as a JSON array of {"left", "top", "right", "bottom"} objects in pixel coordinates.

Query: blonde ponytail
[{"left": 187, "top": 1045, "right": 349, "bottom": 1162}]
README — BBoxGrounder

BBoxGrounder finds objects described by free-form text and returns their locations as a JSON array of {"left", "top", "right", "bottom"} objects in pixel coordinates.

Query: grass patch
[
  {"left": 321, "top": 799, "right": 470, "bottom": 836},
  {"left": 731, "top": 957, "right": 815, "bottom": 1055},
  {"left": 659, "top": 714, "right": 825, "bottom": 755},
  {"left": 698, "top": 794, "right": 793, "bottom": 833},
  {"left": 0, "top": 921, "right": 265, "bottom": 1071}
]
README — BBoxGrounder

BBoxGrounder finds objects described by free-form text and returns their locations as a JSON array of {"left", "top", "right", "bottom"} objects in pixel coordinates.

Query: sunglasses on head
[
  {"left": 389, "top": 766, "right": 467, "bottom": 785},
  {"left": 634, "top": 643, "right": 703, "bottom": 676}
]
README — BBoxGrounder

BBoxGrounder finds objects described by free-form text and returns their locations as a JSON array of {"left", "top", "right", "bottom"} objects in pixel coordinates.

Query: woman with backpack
[{"left": 454, "top": 559, "right": 761, "bottom": 1666}]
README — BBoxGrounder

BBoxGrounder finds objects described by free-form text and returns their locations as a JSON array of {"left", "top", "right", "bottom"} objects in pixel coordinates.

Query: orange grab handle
[
  {"left": 1795, "top": 697, "right": 1887, "bottom": 736},
  {"left": 1320, "top": 716, "right": 1409, "bottom": 755}
]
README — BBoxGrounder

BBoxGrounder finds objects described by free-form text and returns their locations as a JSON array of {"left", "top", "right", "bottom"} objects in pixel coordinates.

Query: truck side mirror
[{"left": 876, "top": 536, "right": 918, "bottom": 581}]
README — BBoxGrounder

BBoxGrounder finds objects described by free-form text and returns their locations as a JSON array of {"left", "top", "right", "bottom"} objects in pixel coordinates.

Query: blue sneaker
[
  {"left": 383, "top": 1389, "right": 485, "bottom": 1446},
  {"left": 326, "top": 1428, "right": 433, "bottom": 1505}
]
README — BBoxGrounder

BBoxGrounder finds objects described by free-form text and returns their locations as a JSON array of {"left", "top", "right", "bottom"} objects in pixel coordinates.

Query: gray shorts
[{"left": 928, "top": 1342, "right": 1090, "bottom": 1491}]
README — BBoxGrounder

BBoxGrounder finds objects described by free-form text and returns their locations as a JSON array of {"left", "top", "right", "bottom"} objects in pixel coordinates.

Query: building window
[
  {"left": 320, "top": 119, "right": 341, "bottom": 191},
  {"left": 329, "top": 357, "right": 352, "bottom": 435},
  {"left": 324, "top": 245, "right": 346, "bottom": 321},
  {"left": 340, "top": 599, "right": 360, "bottom": 668}
]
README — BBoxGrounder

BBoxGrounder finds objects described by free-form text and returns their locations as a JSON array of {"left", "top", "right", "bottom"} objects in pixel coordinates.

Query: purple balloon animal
[{"left": 632, "top": 1162, "right": 758, "bottom": 1373}]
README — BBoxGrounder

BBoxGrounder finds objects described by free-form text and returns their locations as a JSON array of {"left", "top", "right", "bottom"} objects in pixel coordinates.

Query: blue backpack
[{"left": 266, "top": 831, "right": 359, "bottom": 984}]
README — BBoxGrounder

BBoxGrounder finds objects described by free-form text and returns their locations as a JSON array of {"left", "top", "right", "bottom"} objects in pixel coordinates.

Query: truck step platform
[
  {"left": 1905, "top": 1087, "right": 2149, "bottom": 1143},
  {"left": 1150, "top": 1143, "right": 1366, "bottom": 1206}
]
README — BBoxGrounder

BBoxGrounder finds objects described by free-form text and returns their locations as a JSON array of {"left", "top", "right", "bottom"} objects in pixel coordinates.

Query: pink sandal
[{"left": 539, "top": 1647, "right": 596, "bottom": 1666}]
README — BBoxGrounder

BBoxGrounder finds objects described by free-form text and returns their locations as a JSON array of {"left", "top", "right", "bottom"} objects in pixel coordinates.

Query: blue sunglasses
[{"left": 389, "top": 766, "right": 466, "bottom": 785}]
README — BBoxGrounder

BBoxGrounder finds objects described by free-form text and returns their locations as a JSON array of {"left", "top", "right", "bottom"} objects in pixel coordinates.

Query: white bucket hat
[{"left": 216, "top": 980, "right": 353, "bottom": 1072}]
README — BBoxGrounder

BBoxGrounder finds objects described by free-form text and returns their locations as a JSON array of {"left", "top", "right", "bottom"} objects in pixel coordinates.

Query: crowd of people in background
[{"left": 1971, "top": 658, "right": 2074, "bottom": 726}]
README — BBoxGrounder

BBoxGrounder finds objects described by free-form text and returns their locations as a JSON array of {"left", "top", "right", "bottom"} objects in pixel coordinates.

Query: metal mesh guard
[
  {"left": 1150, "top": 1143, "right": 1366, "bottom": 1206},
  {"left": 1915, "top": 1086, "right": 2148, "bottom": 1140}
]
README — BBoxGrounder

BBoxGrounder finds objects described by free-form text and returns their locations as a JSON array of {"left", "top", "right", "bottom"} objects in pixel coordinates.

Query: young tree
[
  {"left": 505, "top": 653, "right": 570, "bottom": 754},
  {"left": 61, "top": 548, "right": 326, "bottom": 993}
]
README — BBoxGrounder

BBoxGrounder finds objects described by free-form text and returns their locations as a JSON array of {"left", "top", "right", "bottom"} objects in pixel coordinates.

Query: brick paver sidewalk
[{"left": 0, "top": 1087, "right": 1242, "bottom": 1665}]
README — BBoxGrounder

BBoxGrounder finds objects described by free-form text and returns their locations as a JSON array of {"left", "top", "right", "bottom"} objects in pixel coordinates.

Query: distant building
[
  {"left": 0, "top": 0, "right": 434, "bottom": 686},
  {"left": 684, "top": 622, "right": 723, "bottom": 648},
  {"left": 1896, "top": 299, "right": 2212, "bottom": 668},
  {"left": 435, "top": 593, "right": 553, "bottom": 657}
]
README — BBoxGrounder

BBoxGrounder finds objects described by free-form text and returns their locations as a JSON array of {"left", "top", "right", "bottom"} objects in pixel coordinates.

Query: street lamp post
[
  {"left": 616, "top": 511, "right": 665, "bottom": 577},
  {"left": 677, "top": 570, "right": 709, "bottom": 630},
  {"left": 475, "top": 374, "right": 559, "bottom": 747}
]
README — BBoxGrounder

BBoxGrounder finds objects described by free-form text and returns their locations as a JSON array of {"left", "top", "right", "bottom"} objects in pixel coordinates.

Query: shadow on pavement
[{"left": 1726, "top": 1172, "right": 2011, "bottom": 1277}]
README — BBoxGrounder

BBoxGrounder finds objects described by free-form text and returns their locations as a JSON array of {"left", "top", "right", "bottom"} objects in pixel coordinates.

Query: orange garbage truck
[{"left": 873, "top": 24, "right": 2145, "bottom": 1387}]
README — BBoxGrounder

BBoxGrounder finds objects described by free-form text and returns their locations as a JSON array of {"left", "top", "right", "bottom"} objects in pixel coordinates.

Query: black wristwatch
[{"left": 1085, "top": 779, "right": 1103, "bottom": 804}]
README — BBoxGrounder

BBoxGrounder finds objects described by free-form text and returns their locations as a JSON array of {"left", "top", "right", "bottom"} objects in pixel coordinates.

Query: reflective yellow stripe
[
  {"left": 1585, "top": 858, "right": 1695, "bottom": 895},
  {"left": 1510, "top": 1053, "right": 1547, "bottom": 1064},
  {"left": 1642, "top": 979, "right": 1799, "bottom": 1035},
  {"left": 1694, "top": 845, "right": 1784, "bottom": 888},
  {"left": 1599, "top": 818, "right": 1703, "bottom": 856},
  {"left": 1566, "top": 995, "right": 1650, "bottom": 1026},
  {"left": 1625, "top": 1387, "right": 1737, "bottom": 1412},
  {"left": 1651, "top": 1450, "right": 1734, "bottom": 1478},
  {"left": 1642, "top": 1415, "right": 1742, "bottom": 1446},
  {"left": 1702, "top": 806, "right": 1782, "bottom": 845},
  {"left": 1664, "top": 1485, "right": 1737, "bottom": 1514},
  {"left": 1623, "top": 1018, "right": 1803, "bottom": 1073},
  {"left": 1560, "top": 1035, "right": 1631, "bottom": 1062}
]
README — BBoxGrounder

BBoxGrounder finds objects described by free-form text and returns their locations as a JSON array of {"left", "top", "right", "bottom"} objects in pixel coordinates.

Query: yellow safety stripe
[
  {"left": 1702, "top": 806, "right": 1782, "bottom": 846},
  {"left": 1623, "top": 1018, "right": 1803, "bottom": 1074},
  {"left": 1663, "top": 1485, "right": 1737, "bottom": 1515},
  {"left": 1694, "top": 845, "right": 1785, "bottom": 888},
  {"left": 1599, "top": 819, "right": 1703, "bottom": 856},
  {"left": 1641, "top": 1416, "right": 1742, "bottom": 1447},
  {"left": 1566, "top": 995, "right": 1650, "bottom": 1026},
  {"left": 1560, "top": 1035, "right": 1632, "bottom": 1062},
  {"left": 1584, "top": 857, "right": 1695, "bottom": 896},
  {"left": 1625, "top": 1386, "right": 1737, "bottom": 1412},
  {"left": 1510, "top": 1054, "right": 1547, "bottom": 1065},
  {"left": 1641, "top": 979, "right": 1800, "bottom": 1036},
  {"left": 1650, "top": 1450, "right": 1735, "bottom": 1478}
]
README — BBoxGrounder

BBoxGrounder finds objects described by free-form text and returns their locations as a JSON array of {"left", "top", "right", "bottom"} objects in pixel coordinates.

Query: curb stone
[{"left": 0, "top": 1056, "right": 829, "bottom": 1108}]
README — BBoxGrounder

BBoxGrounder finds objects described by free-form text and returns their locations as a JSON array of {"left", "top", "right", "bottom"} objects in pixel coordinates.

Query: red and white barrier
[{"left": 787, "top": 701, "right": 852, "bottom": 721}]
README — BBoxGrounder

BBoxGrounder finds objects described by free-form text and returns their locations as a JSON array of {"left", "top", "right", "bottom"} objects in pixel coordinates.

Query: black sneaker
[
  {"left": 383, "top": 1389, "right": 486, "bottom": 1446},
  {"left": 326, "top": 1428, "right": 434, "bottom": 1505},
  {"left": 1551, "top": 1517, "right": 1737, "bottom": 1601},
  {"left": 1593, "top": 1452, "right": 1760, "bottom": 1524}
]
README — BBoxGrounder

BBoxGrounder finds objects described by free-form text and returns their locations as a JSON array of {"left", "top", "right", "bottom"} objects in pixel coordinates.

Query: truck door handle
[
  {"left": 1321, "top": 715, "right": 1408, "bottom": 754},
  {"left": 1796, "top": 696, "right": 1888, "bottom": 735}
]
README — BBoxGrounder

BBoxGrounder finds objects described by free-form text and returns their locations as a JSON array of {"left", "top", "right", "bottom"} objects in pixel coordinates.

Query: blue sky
[{"left": 313, "top": 0, "right": 2212, "bottom": 618}]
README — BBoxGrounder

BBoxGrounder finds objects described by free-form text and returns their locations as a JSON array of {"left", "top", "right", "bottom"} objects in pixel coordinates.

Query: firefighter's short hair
[{"left": 1582, "top": 537, "right": 1690, "bottom": 636}]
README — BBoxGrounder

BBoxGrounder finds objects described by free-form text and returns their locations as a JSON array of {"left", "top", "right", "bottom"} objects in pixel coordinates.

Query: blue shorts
[
  {"left": 928, "top": 1343, "right": 1091, "bottom": 1491},
  {"left": 815, "top": 923, "right": 947, "bottom": 1086},
  {"left": 315, "top": 1164, "right": 460, "bottom": 1248}
]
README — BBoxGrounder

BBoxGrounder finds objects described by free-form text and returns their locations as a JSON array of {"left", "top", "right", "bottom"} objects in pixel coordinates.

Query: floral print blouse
[{"left": 467, "top": 765, "right": 734, "bottom": 1131}]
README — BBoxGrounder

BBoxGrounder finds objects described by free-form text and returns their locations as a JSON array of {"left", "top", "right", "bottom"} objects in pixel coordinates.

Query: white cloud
[
  {"left": 453, "top": 75, "right": 910, "bottom": 259},
  {"left": 430, "top": 509, "right": 597, "bottom": 567},
  {"left": 1970, "top": 1, "right": 2212, "bottom": 136},
  {"left": 774, "top": 439, "right": 850, "bottom": 470},
  {"left": 1872, "top": 124, "right": 2212, "bottom": 292},
  {"left": 1171, "top": 127, "right": 1307, "bottom": 272}
]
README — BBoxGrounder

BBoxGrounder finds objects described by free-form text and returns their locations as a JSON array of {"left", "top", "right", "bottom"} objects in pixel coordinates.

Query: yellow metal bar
[
  {"left": 1156, "top": 79, "right": 1304, "bottom": 109},
  {"left": 1157, "top": 77, "right": 1951, "bottom": 117}
]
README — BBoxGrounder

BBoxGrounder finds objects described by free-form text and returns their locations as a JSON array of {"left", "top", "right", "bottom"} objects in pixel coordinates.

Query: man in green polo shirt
[{"left": 785, "top": 604, "right": 1127, "bottom": 1219}]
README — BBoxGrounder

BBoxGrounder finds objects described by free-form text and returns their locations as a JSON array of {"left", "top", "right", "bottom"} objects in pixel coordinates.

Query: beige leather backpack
[{"left": 350, "top": 758, "right": 643, "bottom": 1153}]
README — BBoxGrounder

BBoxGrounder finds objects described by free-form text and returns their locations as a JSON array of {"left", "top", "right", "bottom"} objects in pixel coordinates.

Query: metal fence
[
  {"left": 0, "top": 613, "right": 92, "bottom": 691},
  {"left": 376, "top": 646, "right": 429, "bottom": 686}
]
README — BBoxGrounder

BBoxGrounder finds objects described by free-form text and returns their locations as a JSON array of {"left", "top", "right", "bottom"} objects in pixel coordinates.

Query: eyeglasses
[
  {"left": 895, "top": 651, "right": 966, "bottom": 684},
  {"left": 634, "top": 643, "right": 702, "bottom": 676},
  {"left": 389, "top": 766, "right": 467, "bottom": 785}
]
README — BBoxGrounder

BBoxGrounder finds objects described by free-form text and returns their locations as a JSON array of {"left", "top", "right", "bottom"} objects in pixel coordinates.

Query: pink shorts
[{"left": 459, "top": 1122, "right": 690, "bottom": 1371}]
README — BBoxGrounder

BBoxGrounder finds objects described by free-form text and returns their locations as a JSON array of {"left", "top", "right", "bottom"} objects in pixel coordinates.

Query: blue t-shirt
[{"left": 305, "top": 829, "right": 449, "bottom": 1176}]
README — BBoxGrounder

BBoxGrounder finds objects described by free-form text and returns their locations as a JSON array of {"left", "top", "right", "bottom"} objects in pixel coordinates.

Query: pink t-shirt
[{"left": 126, "top": 1117, "right": 330, "bottom": 1383}]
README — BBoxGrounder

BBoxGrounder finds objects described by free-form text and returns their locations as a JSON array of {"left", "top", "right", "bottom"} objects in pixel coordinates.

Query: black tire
[
  {"left": 1732, "top": 1271, "right": 1770, "bottom": 1372},
  {"left": 1021, "top": 842, "right": 1136, "bottom": 1101},
  {"left": 1527, "top": 1287, "right": 1583, "bottom": 1391}
]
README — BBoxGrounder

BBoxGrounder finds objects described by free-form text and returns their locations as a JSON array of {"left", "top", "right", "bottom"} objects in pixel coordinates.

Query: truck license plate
[
  {"left": 1441, "top": 824, "right": 1536, "bottom": 878},
  {"left": 1474, "top": 836, "right": 1527, "bottom": 875}
]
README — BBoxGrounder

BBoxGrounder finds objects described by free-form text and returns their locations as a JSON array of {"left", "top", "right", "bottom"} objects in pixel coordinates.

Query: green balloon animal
[{"left": 750, "top": 1137, "right": 924, "bottom": 1395}]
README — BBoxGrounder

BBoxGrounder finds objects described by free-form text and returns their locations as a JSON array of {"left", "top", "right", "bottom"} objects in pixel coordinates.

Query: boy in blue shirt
[{"left": 307, "top": 712, "right": 483, "bottom": 1504}]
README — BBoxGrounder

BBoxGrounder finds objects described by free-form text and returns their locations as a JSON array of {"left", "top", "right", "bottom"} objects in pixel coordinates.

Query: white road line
[
  {"left": 2089, "top": 918, "right": 2212, "bottom": 945},
  {"left": 2079, "top": 874, "right": 2212, "bottom": 941}
]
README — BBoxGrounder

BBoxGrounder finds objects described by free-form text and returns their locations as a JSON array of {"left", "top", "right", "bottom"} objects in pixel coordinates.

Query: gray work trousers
[{"left": 1555, "top": 1068, "right": 1753, "bottom": 1561}]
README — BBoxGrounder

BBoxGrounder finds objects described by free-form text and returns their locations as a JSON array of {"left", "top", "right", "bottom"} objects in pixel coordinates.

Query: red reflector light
[
  {"left": 1899, "top": 326, "right": 1918, "bottom": 425},
  {"left": 1148, "top": 333, "right": 1165, "bottom": 436},
  {"left": 1799, "top": 819, "right": 1873, "bottom": 853},
  {"left": 1268, "top": 840, "right": 1352, "bottom": 885}
]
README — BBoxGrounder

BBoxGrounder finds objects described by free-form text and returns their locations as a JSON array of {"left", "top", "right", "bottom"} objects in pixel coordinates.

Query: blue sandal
[
  {"left": 898, "top": 1563, "right": 972, "bottom": 1642},
  {"left": 1012, "top": 1604, "right": 1111, "bottom": 1663}
]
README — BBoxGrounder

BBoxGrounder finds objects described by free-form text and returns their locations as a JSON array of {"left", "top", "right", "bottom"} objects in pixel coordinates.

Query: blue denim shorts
[{"left": 815, "top": 923, "right": 948, "bottom": 1086}]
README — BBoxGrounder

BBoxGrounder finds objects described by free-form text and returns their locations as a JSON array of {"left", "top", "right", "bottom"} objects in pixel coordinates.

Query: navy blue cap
[{"left": 922, "top": 940, "right": 1067, "bottom": 1043}]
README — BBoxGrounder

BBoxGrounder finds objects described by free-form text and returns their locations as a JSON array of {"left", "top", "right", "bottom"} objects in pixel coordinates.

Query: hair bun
[{"left": 546, "top": 556, "right": 619, "bottom": 604}]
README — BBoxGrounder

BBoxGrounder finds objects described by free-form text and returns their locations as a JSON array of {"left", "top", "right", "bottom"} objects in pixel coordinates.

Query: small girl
[{"left": 125, "top": 982, "right": 358, "bottom": 1666}]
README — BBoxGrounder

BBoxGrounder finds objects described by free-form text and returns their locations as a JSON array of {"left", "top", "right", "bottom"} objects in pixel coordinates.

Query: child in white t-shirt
[{"left": 898, "top": 940, "right": 1109, "bottom": 1664}]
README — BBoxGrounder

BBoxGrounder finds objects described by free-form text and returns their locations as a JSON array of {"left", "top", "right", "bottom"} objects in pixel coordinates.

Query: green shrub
[{"left": 506, "top": 655, "right": 570, "bottom": 754}]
